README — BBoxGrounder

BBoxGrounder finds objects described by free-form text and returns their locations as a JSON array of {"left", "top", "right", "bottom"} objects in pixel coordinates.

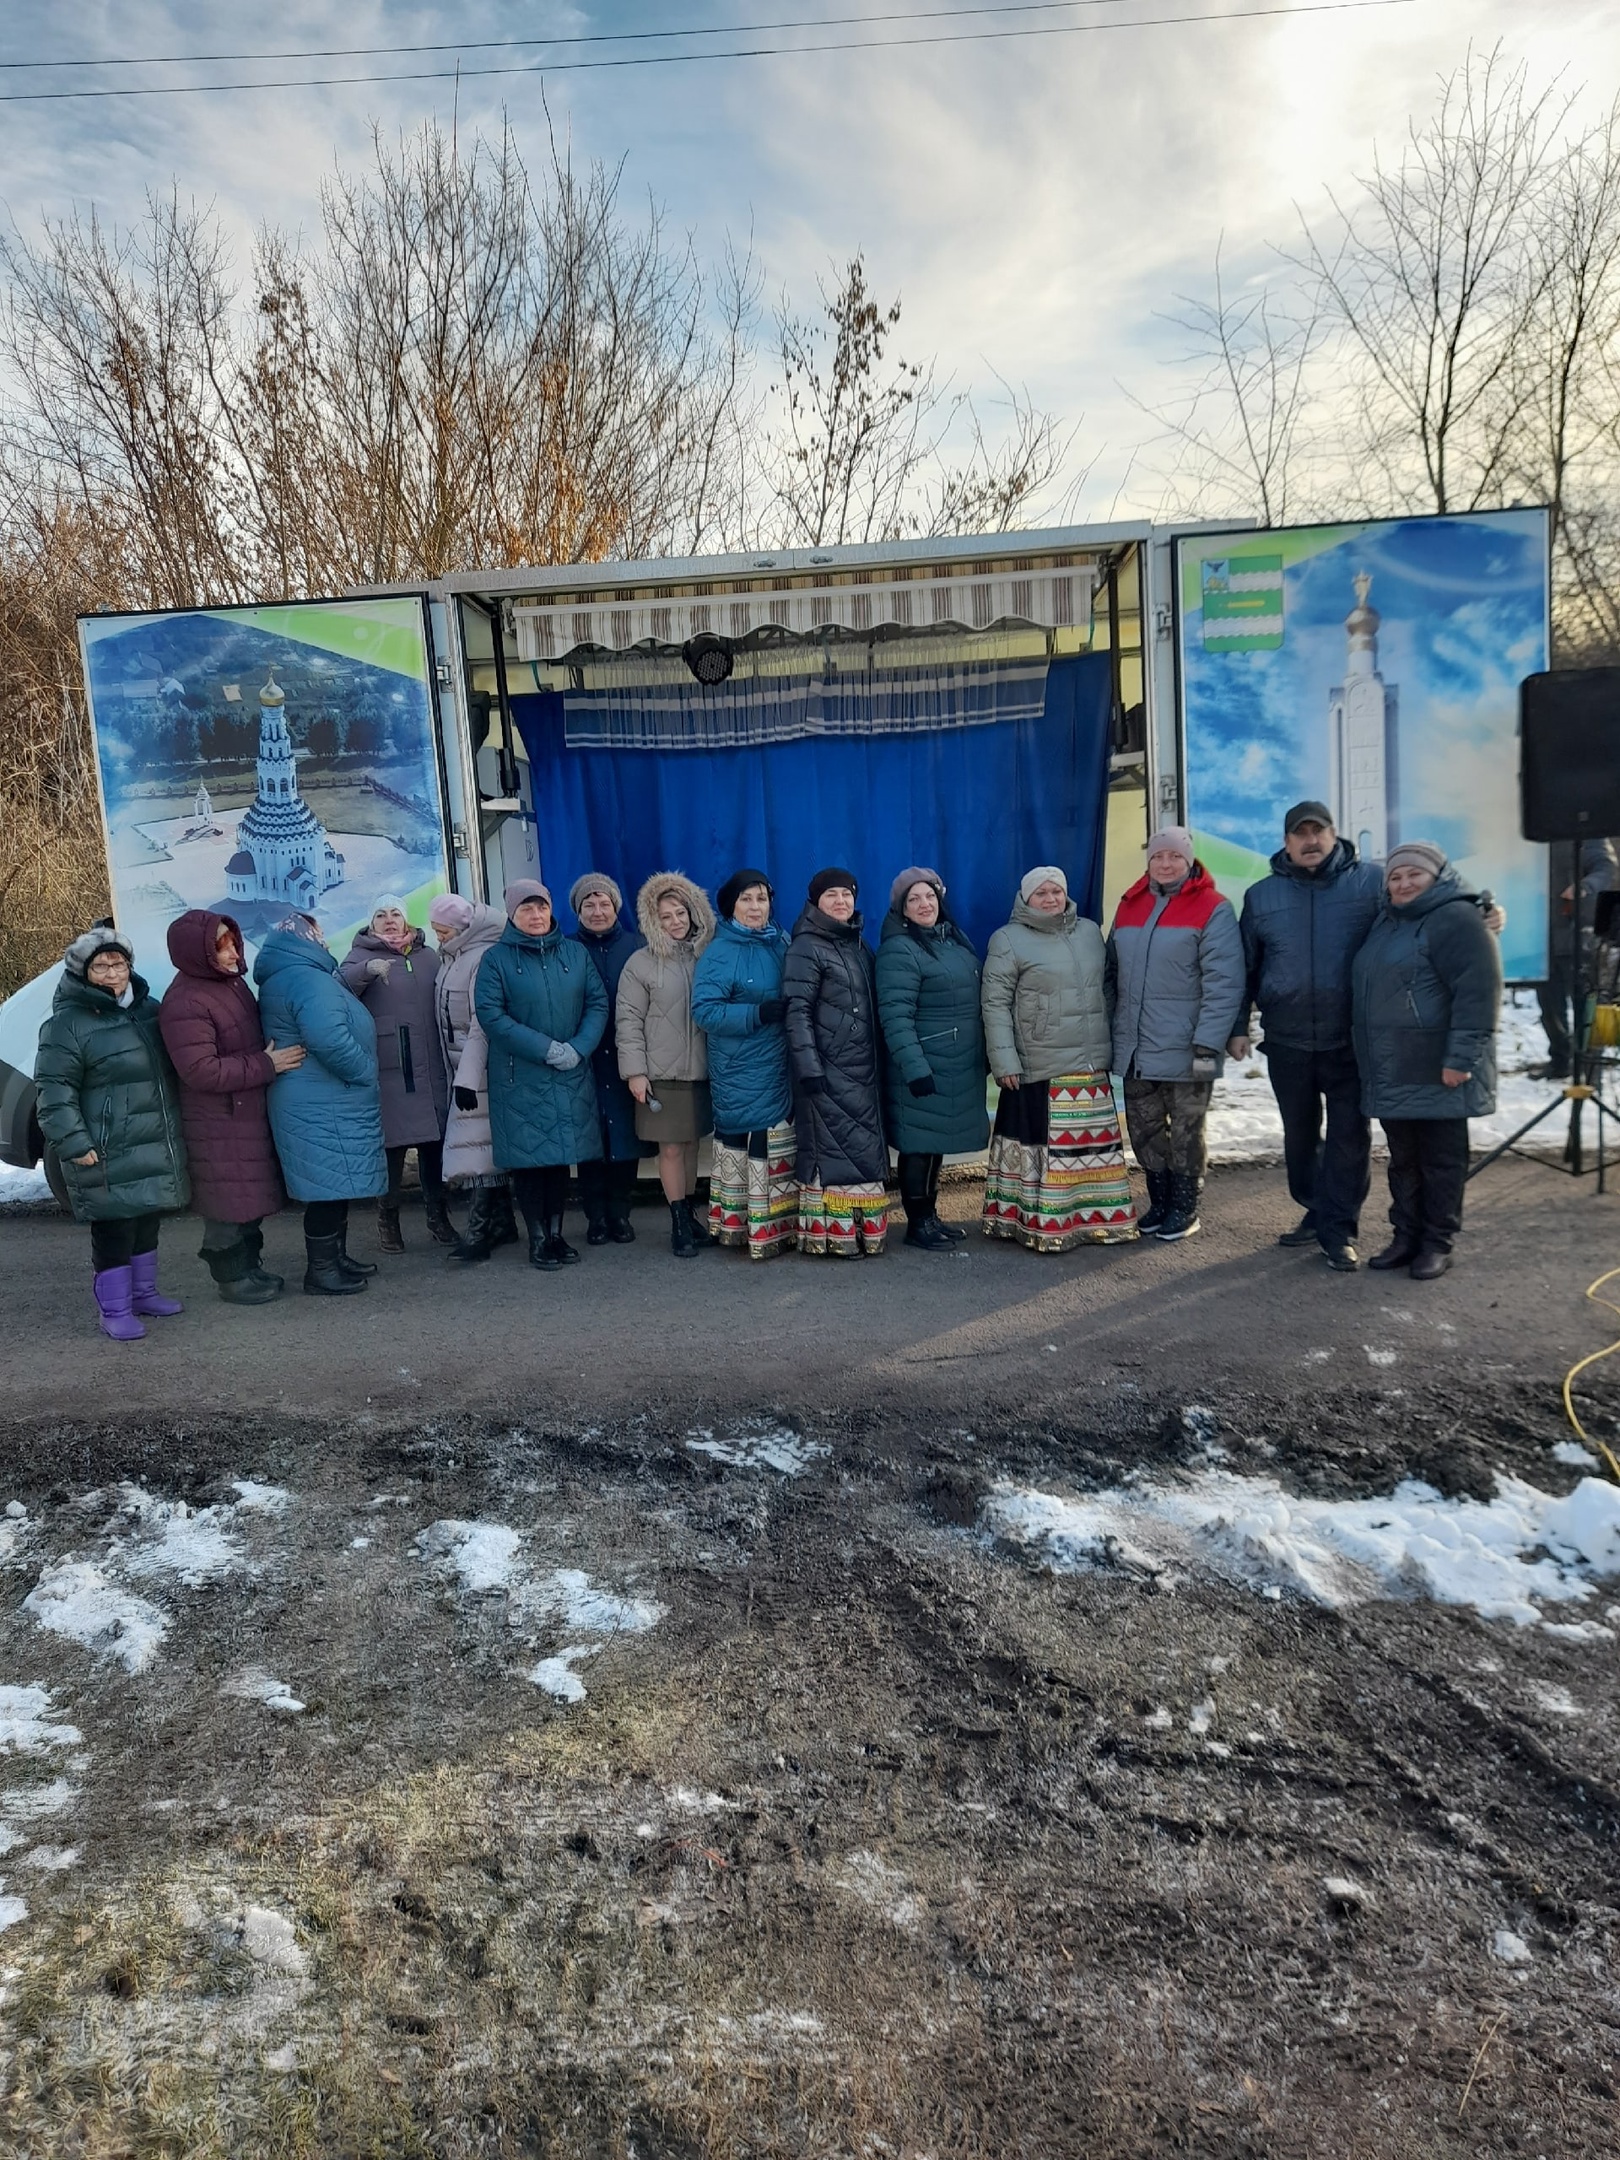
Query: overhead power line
[
  {"left": 0, "top": 3, "right": 1221, "bottom": 73},
  {"left": 0, "top": 1, "right": 1417, "bottom": 105}
]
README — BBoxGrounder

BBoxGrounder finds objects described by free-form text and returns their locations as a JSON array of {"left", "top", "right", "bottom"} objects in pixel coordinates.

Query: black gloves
[
  {"left": 909, "top": 1074, "right": 938, "bottom": 1098},
  {"left": 798, "top": 1073, "right": 826, "bottom": 1097},
  {"left": 453, "top": 1086, "right": 478, "bottom": 1112},
  {"left": 758, "top": 998, "right": 786, "bottom": 1024}
]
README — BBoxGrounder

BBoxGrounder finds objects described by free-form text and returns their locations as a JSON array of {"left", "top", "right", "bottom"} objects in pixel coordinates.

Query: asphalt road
[{"left": 1, "top": 1157, "right": 1609, "bottom": 1431}]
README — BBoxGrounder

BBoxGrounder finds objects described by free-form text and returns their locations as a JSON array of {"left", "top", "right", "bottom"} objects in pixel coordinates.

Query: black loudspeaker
[{"left": 1521, "top": 667, "right": 1620, "bottom": 840}]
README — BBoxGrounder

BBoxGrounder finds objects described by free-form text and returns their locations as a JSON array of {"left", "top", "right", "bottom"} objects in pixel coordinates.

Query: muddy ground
[{"left": 1, "top": 1160, "right": 1617, "bottom": 2157}]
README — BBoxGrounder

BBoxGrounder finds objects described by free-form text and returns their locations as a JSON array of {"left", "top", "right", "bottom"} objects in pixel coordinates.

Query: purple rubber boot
[
  {"left": 93, "top": 1267, "right": 147, "bottom": 1341},
  {"left": 130, "top": 1250, "right": 184, "bottom": 1317}
]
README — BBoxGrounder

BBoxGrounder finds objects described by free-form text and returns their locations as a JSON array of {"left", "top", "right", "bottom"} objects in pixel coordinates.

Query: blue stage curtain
[{"left": 510, "top": 651, "right": 1112, "bottom": 955}]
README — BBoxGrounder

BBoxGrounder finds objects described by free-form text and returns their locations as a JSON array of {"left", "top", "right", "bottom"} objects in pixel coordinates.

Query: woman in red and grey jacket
[{"left": 1105, "top": 827, "right": 1245, "bottom": 1243}]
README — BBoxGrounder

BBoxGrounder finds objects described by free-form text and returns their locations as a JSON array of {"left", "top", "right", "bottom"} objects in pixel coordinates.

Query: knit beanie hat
[
  {"left": 429, "top": 893, "right": 476, "bottom": 932},
  {"left": 890, "top": 865, "right": 945, "bottom": 914},
  {"left": 1146, "top": 826, "right": 1195, "bottom": 867},
  {"left": 809, "top": 866, "right": 859, "bottom": 906},
  {"left": 1384, "top": 841, "right": 1447, "bottom": 883},
  {"left": 370, "top": 893, "right": 407, "bottom": 922},
  {"left": 569, "top": 871, "right": 623, "bottom": 918},
  {"left": 503, "top": 878, "right": 552, "bottom": 920},
  {"left": 1019, "top": 865, "right": 1068, "bottom": 904},
  {"left": 63, "top": 925, "right": 134, "bottom": 980},
  {"left": 717, "top": 867, "right": 773, "bottom": 921}
]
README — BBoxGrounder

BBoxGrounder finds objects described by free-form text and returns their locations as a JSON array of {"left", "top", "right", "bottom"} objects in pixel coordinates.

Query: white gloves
[
  {"left": 366, "top": 957, "right": 393, "bottom": 979},
  {"left": 545, "top": 1040, "right": 581, "bottom": 1070}
]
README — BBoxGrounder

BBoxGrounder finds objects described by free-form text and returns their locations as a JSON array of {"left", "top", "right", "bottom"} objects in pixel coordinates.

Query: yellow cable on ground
[{"left": 1562, "top": 1266, "right": 1620, "bottom": 1481}]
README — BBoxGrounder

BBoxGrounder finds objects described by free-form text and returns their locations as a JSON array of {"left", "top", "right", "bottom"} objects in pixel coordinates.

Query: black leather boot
[
  {"left": 377, "top": 1199, "right": 405, "bottom": 1254},
  {"left": 545, "top": 1209, "right": 580, "bottom": 1267},
  {"left": 900, "top": 1155, "right": 954, "bottom": 1251},
  {"left": 578, "top": 1161, "right": 611, "bottom": 1245},
  {"left": 206, "top": 1238, "right": 284, "bottom": 1304},
  {"left": 336, "top": 1220, "right": 377, "bottom": 1278},
  {"left": 423, "top": 1195, "right": 458, "bottom": 1247},
  {"left": 669, "top": 1199, "right": 698, "bottom": 1257},
  {"left": 449, "top": 1189, "right": 496, "bottom": 1263},
  {"left": 1137, "top": 1169, "right": 1173, "bottom": 1235},
  {"left": 927, "top": 1156, "right": 966, "bottom": 1240},
  {"left": 489, "top": 1187, "right": 520, "bottom": 1249},
  {"left": 1155, "top": 1172, "right": 1203, "bottom": 1242},
  {"left": 305, "top": 1233, "right": 366, "bottom": 1294},
  {"left": 686, "top": 1191, "right": 715, "bottom": 1245}
]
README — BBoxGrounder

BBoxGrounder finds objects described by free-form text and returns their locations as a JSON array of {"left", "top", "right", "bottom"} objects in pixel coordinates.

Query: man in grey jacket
[{"left": 1107, "top": 827, "right": 1246, "bottom": 1242}]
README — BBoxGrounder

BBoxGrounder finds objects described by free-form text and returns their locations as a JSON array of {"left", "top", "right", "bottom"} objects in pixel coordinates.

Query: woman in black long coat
[{"left": 783, "top": 867, "right": 888, "bottom": 1257}]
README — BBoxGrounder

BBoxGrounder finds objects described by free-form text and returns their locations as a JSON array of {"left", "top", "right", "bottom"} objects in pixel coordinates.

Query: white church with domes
[{"left": 225, "top": 669, "right": 345, "bottom": 910}]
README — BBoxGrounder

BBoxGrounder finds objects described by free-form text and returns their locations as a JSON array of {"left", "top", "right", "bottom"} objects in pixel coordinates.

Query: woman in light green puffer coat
[{"left": 979, "top": 867, "right": 1137, "bottom": 1251}]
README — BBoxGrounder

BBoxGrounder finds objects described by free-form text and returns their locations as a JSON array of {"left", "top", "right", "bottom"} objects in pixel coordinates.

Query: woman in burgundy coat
[{"left": 159, "top": 910, "right": 304, "bottom": 1303}]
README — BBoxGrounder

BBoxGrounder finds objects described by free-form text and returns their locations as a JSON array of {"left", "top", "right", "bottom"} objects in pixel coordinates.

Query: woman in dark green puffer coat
[
  {"left": 34, "top": 927, "right": 189, "bottom": 1341},
  {"left": 876, "top": 867, "right": 988, "bottom": 1251}
]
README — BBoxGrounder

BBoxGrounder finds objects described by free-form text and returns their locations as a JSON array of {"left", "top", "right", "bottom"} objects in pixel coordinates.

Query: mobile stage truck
[{"left": 0, "top": 521, "right": 1178, "bottom": 1187}]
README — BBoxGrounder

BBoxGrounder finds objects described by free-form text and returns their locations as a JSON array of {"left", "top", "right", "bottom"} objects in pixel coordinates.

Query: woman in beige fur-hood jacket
[{"left": 616, "top": 871, "right": 717, "bottom": 1255}]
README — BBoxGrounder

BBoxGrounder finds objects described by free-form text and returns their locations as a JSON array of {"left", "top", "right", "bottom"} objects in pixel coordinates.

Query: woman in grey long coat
[
  {"left": 429, "top": 894, "right": 519, "bottom": 1265},
  {"left": 616, "top": 871, "right": 716, "bottom": 1257},
  {"left": 340, "top": 896, "right": 453, "bottom": 1251},
  {"left": 980, "top": 866, "right": 1136, "bottom": 1251},
  {"left": 1351, "top": 842, "right": 1502, "bottom": 1281}
]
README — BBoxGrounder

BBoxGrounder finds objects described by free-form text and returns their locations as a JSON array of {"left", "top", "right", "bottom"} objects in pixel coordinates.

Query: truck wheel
[{"left": 42, "top": 1145, "right": 71, "bottom": 1213}]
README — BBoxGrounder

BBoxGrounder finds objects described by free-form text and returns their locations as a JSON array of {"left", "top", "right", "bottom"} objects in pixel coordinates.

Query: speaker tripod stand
[{"left": 1470, "top": 899, "right": 1620, "bottom": 1192}]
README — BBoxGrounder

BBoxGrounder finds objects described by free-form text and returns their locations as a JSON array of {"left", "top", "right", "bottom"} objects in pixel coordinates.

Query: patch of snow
[
  {"left": 1527, "top": 1683, "right": 1582, "bottom": 1717},
  {"left": 415, "top": 1518, "right": 523, "bottom": 1593},
  {"left": 230, "top": 1480, "right": 290, "bottom": 1514},
  {"left": 23, "top": 1561, "right": 167, "bottom": 1672},
  {"left": 986, "top": 1469, "right": 1620, "bottom": 1627},
  {"left": 350, "top": 1537, "right": 370, "bottom": 1550},
  {"left": 264, "top": 2043, "right": 298, "bottom": 2072},
  {"left": 835, "top": 1849, "right": 922, "bottom": 1927},
  {"left": 0, "top": 1162, "right": 50, "bottom": 1208},
  {"left": 0, "top": 1685, "right": 81, "bottom": 1756},
  {"left": 686, "top": 1422, "right": 829, "bottom": 1476},
  {"left": 513, "top": 1567, "right": 663, "bottom": 1637},
  {"left": 1492, "top": 1928, "right": 1532, "bottom": 1964},
  {"left": 221, "top": 1670, "right": 305, "bottom": 1714},
  {"left": 1542, "top": 1618, "right": 1614, "bottom": 1643},
  {"left": 1365, "top": 1347, "right": 1398, "bottom": 1368},
  {"left": 1188, "top": 1698, "right": 1215, "bottom": 1737},
  {"left": 18, "top": 1846, "right": 77, "bottom": 1871},
  {"left": 668, "top": 1787, "right": 736, "bottom": 1813},
  {"left": 240, "top": 1905, "right": 308, "bottom": 1976},
  {"left": 1324, "top": 1875, "right": 1372, "bottom": 1908},
  {"left": 2, "top": 1779, "right": 77, "bottom": 1821},
  {"left": 116, "top": 1485, "right": 245, "bottom": 1585},
  {"left": 1303, "top": 1349, "right": 1333, "bottom": 1364},
  {"left": 1552, "top": 1441, "right": 1599, "bottom": 1467},
  {"left": 1143, "top": 1707, "right": 1173, "bottom": 1730},
  {"left": 528, "top": 1645, "right": 599, "bottom": 1702},
  {"left": 0, "top": 1893, "right": 26, "bottom": 1931}
]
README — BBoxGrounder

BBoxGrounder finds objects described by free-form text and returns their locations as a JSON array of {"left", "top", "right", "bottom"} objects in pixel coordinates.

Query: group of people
[{"left": 33, "top": 803, "right": 1503, "bottom": 1340}]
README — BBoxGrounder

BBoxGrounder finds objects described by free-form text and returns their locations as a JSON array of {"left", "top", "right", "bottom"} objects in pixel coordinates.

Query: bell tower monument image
[
  {"left": 1328, "top": 572, "right": 1399, "bottom": 863},
  {"left": 224, "top": 668, "right": 345, "bottom": 910}
]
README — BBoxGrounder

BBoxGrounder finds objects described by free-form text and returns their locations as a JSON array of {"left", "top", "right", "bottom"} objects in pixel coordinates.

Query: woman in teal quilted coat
[
  {"left": 875, "top": 867, "right": 987, "bottom": 1252},
  {"left": 474, "top": 879, "right": 608, "bottom": 1270},
  {"left": 253, "top": 913, "right": 387, "bottom": 1296},
  {"left": 34, "top": 926, "right": 189, "bottom": 1340}
]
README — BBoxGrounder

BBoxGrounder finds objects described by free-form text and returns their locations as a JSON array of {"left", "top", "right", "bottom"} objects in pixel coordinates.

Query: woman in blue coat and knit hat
[
  {"left": 475, "top": 879, "right": 608, "bottom": 1270},
  {"left": 876, "top": 867, "right": 987, "bottom": 1252},
  {"left": 568, "top": 870, "right": 653, "bottom": 1245},
  {"left": 692, "top": 868, "right": 798, "bottom": 1259},
  {"left": 253, "top": 911, "right": 388, "bottom": 1295}
]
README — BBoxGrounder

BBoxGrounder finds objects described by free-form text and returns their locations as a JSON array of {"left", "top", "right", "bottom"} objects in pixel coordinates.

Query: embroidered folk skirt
[
  {"left": 708, "top": 1125, "right": 799, "bottom": 1259},
  {"left": 797, "top": 1178, "right": 889, "bottom": 1258},
  {"left": 982, "top": 1071, "right": 1138, "bottom": 1250}
]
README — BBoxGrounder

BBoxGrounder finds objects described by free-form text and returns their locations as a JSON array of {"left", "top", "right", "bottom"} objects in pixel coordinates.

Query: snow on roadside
[
  {"left": 986, "top": 1468, "right": 1620, "bottom": 1628},
  {"left": 221, "top": 1669, "right": 305, "bottom": 1714},
  {"left": 686, "top": 1422, "right": 828, "bottom": 1476},
  {"left": 0, "top": 1162, "right": 50, "bottom": 1209},
  {"left": 0, "top": 1686, "right": 81, "bottom": 1756},
  {"left": 417, "top": 1520, "right": 663, "bottom": 1701},
  {"left": 20, "top": 1479, "right": 294, "bottom": 1672}
]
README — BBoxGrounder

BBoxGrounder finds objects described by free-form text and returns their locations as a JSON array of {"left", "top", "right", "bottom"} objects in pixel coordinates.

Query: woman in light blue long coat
[{"left": 253, "top": 913, "right": 386, "bottom": 1296}]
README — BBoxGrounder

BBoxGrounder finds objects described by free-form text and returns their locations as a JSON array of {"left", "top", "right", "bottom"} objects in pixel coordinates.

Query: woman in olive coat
[
  {"left": 875, "top": 867, "right": 987, "bottom": 1251},
  {"left": 34, "top": 927, "right": 189, "bottom": 1340},
  {"left": 783, "top": 867, "right": 888, "bottom": 1257}
]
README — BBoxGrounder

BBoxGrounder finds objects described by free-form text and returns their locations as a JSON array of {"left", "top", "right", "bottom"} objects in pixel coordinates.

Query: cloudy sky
[{"left": 3, "top": 0, "right": 1619, "bottom": 518}]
